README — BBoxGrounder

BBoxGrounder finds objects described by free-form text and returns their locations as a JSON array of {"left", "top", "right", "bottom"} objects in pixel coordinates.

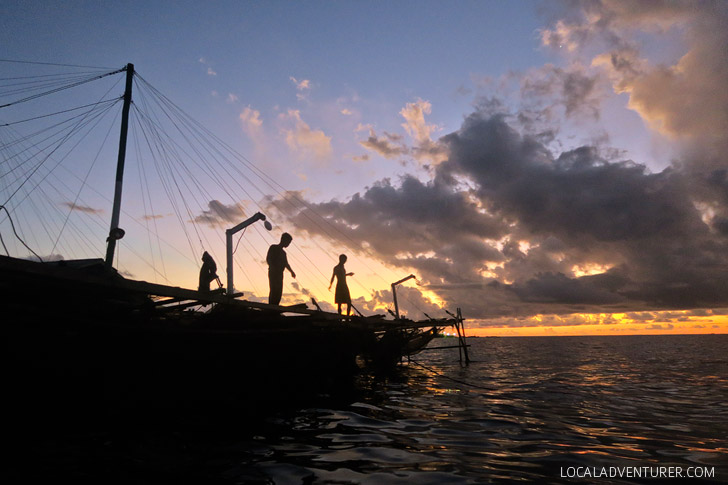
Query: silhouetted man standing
[{"left": 266, "top": 233, "right": 295, "bottom": 305}]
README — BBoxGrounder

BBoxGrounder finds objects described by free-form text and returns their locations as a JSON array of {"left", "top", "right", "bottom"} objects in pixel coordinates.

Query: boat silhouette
[{"left": 1, "top": 63, "right": 468, "bottom": 423}]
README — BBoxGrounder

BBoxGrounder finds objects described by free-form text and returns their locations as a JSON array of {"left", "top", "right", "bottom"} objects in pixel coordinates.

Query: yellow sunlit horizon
[{"left": 458, "top": 312, "right": 728, "bottom": 338}]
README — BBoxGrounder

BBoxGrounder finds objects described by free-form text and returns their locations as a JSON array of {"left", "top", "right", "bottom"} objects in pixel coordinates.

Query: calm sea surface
[{"left": 14, "top": 335, "right": 728, "bottom": 484}]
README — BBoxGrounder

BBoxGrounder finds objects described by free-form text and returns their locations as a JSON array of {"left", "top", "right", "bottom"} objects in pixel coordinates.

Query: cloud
[
  {"left": 25, "top": 253, "right": 64, "bottom": 262},
  {"left": 359, "top": 128, "right": 408, "bottom": 159},
  {"left": 192, "top": 200, "right": 246, "bottom": 227},
  {"left": 226, "top": 93, "right": 239, "bottom": 104},
  {"left": 240, "top": 106, "right": 263, "bottom": 138},
  {"left": 60, "top": 202, "right": 103, "bottom": 214},
  {"left": 278, "top": 109, "right": 332, "bottom": 161},
  {"left": 290, "top": 76, "right": 312, "bottom": 101},
  {"left": 400, "top": 99, "right": 437, "bottom": 144},
  {"left": 200, "top": 57, "right": 219, "bottom": 76},
  {"left": 274, "top": 104, "right": 728, "bottom": 321},
  {"left": 258, "top": 2, "right": 728, "bottom": 329},
  {"left": 519, "top": 63, "right": 606, "bottom": 119},
  {"left": 290, "top": 76, "right": 311, "bottom": 91},
  {"left": 542, "top": 1, "right": 728, "bottom": 166},
  {"left": 357, "top": 100, "right": 447, "bottom": 164},
  {"left": 400, "top": 100, "right": 447, "bottom": 163}
]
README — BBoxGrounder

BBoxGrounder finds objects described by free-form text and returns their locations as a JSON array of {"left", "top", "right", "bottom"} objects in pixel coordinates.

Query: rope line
[
  {"left": 0, "top": 205, "right": 42, "bottom": 261},
  {"left": 0, "top": 67, "right": 124, "bottom": 109},
  {"left": 0, "top": 65, "right": 444, "bottom": 317},
  {"left": 408, "top": 359, "right": 492, "bottom": 391},
  {"left": 132, "top": 73, "right": 430, "bottom": 314},
  {"left": 0, "top": 99, "right": 117, "bottom": 127},
  {"left": 0, "top": 59, "right": 116, "bottom": 70}
]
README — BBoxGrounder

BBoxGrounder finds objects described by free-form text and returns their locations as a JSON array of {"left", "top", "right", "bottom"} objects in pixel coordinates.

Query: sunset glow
[
  {"left": 2, "top": 1, "right": 726, "bottom": 337},
  {"left": 463, "top": 312, "right": 728, "bottom": 338}
]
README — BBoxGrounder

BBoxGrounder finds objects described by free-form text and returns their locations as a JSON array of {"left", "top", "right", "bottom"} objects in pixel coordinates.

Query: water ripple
[{"left": 234, "top": 335, "right": 728, "bottom": 483}]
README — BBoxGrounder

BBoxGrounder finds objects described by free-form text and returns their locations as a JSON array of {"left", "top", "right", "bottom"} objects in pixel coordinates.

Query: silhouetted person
[
  {"left": 198, "top": 251, "right": 218, "bottom": 292},
  {"left": 329, "top": 254, "right": 353, "bottom": 316},
  {"left": 267, "top": 233, "right": 295, "bottom": 305}
]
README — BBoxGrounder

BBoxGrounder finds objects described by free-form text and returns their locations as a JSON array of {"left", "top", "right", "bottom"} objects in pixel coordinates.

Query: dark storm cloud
[
  {"left": 272, "top": 1, "right": 728, "bottom": 323},
  {"left": 440, "top": 111, "right": 726, "bottom": 313},
  {"left": 511, "top": 272, "right": 624, "bottom": 305},
  {"left": 279, "top": 106, "right": 728, "bottom": 321},
  {"left": 281, "top": 174, "right": 506, "bottom": 286},
  {"left": 441, "top": 113, "right": 704, "bottom": 244}
]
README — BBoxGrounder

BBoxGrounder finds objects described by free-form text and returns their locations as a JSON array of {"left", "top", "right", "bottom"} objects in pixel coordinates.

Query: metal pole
[
  {"left": 392, "top": 283, "right": 400, "bottom": 319},
  {"left": 226, "top": 230, "right": 234, "bottom": 293},
  {"left": 225, "top": 212, "right": 267, "bottom": 295},
  {"left": 391, "top": 274, "right": 415, "bottom": 319},
  {"left": 104, "top": 63, "right": 134, "bottom": 268}
]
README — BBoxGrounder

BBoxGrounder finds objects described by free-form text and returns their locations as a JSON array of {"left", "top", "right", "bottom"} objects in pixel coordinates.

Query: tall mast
[{"left": 104, "top": 63, "right": 134, "bottom": 268}]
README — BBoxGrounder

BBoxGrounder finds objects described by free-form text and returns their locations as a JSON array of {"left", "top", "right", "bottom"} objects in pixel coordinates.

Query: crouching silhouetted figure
[{"left": 198, "top": 251, "right": 218, "bottom": 292}]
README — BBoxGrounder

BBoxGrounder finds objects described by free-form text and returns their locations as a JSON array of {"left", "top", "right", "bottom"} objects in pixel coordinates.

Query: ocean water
[{"left": 12, "top": 335, "right": 728, "bottom": 484}]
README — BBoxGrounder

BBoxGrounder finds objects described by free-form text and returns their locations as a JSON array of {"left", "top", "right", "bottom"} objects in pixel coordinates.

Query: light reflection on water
[
  {"left": 239, "top": 335, "right": 727, "bottom": 484},
  {"left": 11, "top": 335, "right": 727, "bottom": 483}
]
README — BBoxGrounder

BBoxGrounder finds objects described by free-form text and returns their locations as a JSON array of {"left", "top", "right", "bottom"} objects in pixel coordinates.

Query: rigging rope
[
  {"left": 51, "top": 107, "right": 116, "bottom": 255},
  {"left": 0, "top": 67, "right": 124, "bottom": 109},
  {"left": 0, "top": 100, "right": 117, "bottom": 127},
  {"left": 0, "top": 65, "right": 441, "bottom": 316},
  {"left": 0, "top": 59, "right": 117, "bottom": 70},
  {"left": 132, "top": 73, "right": 429, "bottom": 314},
  {"left": 0, "top": 205, "right": 42, "bottom": 261}
]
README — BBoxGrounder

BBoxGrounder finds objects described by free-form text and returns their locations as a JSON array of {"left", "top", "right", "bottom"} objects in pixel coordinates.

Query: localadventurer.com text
[{"left": 560, "top": 466, "right": 715, "bottom": 479}]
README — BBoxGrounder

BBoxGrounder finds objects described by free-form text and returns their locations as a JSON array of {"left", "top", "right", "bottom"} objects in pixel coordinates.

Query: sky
[{"left": 1, "top": 0, "right": 727, "bottom": 336}]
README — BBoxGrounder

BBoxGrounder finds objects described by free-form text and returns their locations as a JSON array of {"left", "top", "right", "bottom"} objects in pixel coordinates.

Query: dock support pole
[{"left": 454, "top": 308, "right": 470, "bottom": 366}]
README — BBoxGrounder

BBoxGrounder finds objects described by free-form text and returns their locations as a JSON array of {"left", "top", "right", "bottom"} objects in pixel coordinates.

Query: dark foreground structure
[
  {"left": 3, "top": 255, "right": 461, "bottom": 425},
  {"left": 1, "top": 63, "right": 468, "bottom": 426}
]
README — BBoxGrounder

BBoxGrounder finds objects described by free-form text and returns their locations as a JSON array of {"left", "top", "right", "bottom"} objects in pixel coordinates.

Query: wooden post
[
  {"left": 459, "top": 308, "right": 470, "bottom": 365},
  {"left": 105, "top": 63, "right": 134, "bottom": 268},
  {"left": 456, "top": 320, "right": 463, "bottom": 365},
  {"left": 449, "top": 307, "right": 470, "bottom": 366}
]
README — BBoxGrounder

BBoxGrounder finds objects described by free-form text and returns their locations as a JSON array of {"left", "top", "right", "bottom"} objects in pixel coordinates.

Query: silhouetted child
[{"left": 329, "top": 254, "right": 353, "bottom": 316}]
